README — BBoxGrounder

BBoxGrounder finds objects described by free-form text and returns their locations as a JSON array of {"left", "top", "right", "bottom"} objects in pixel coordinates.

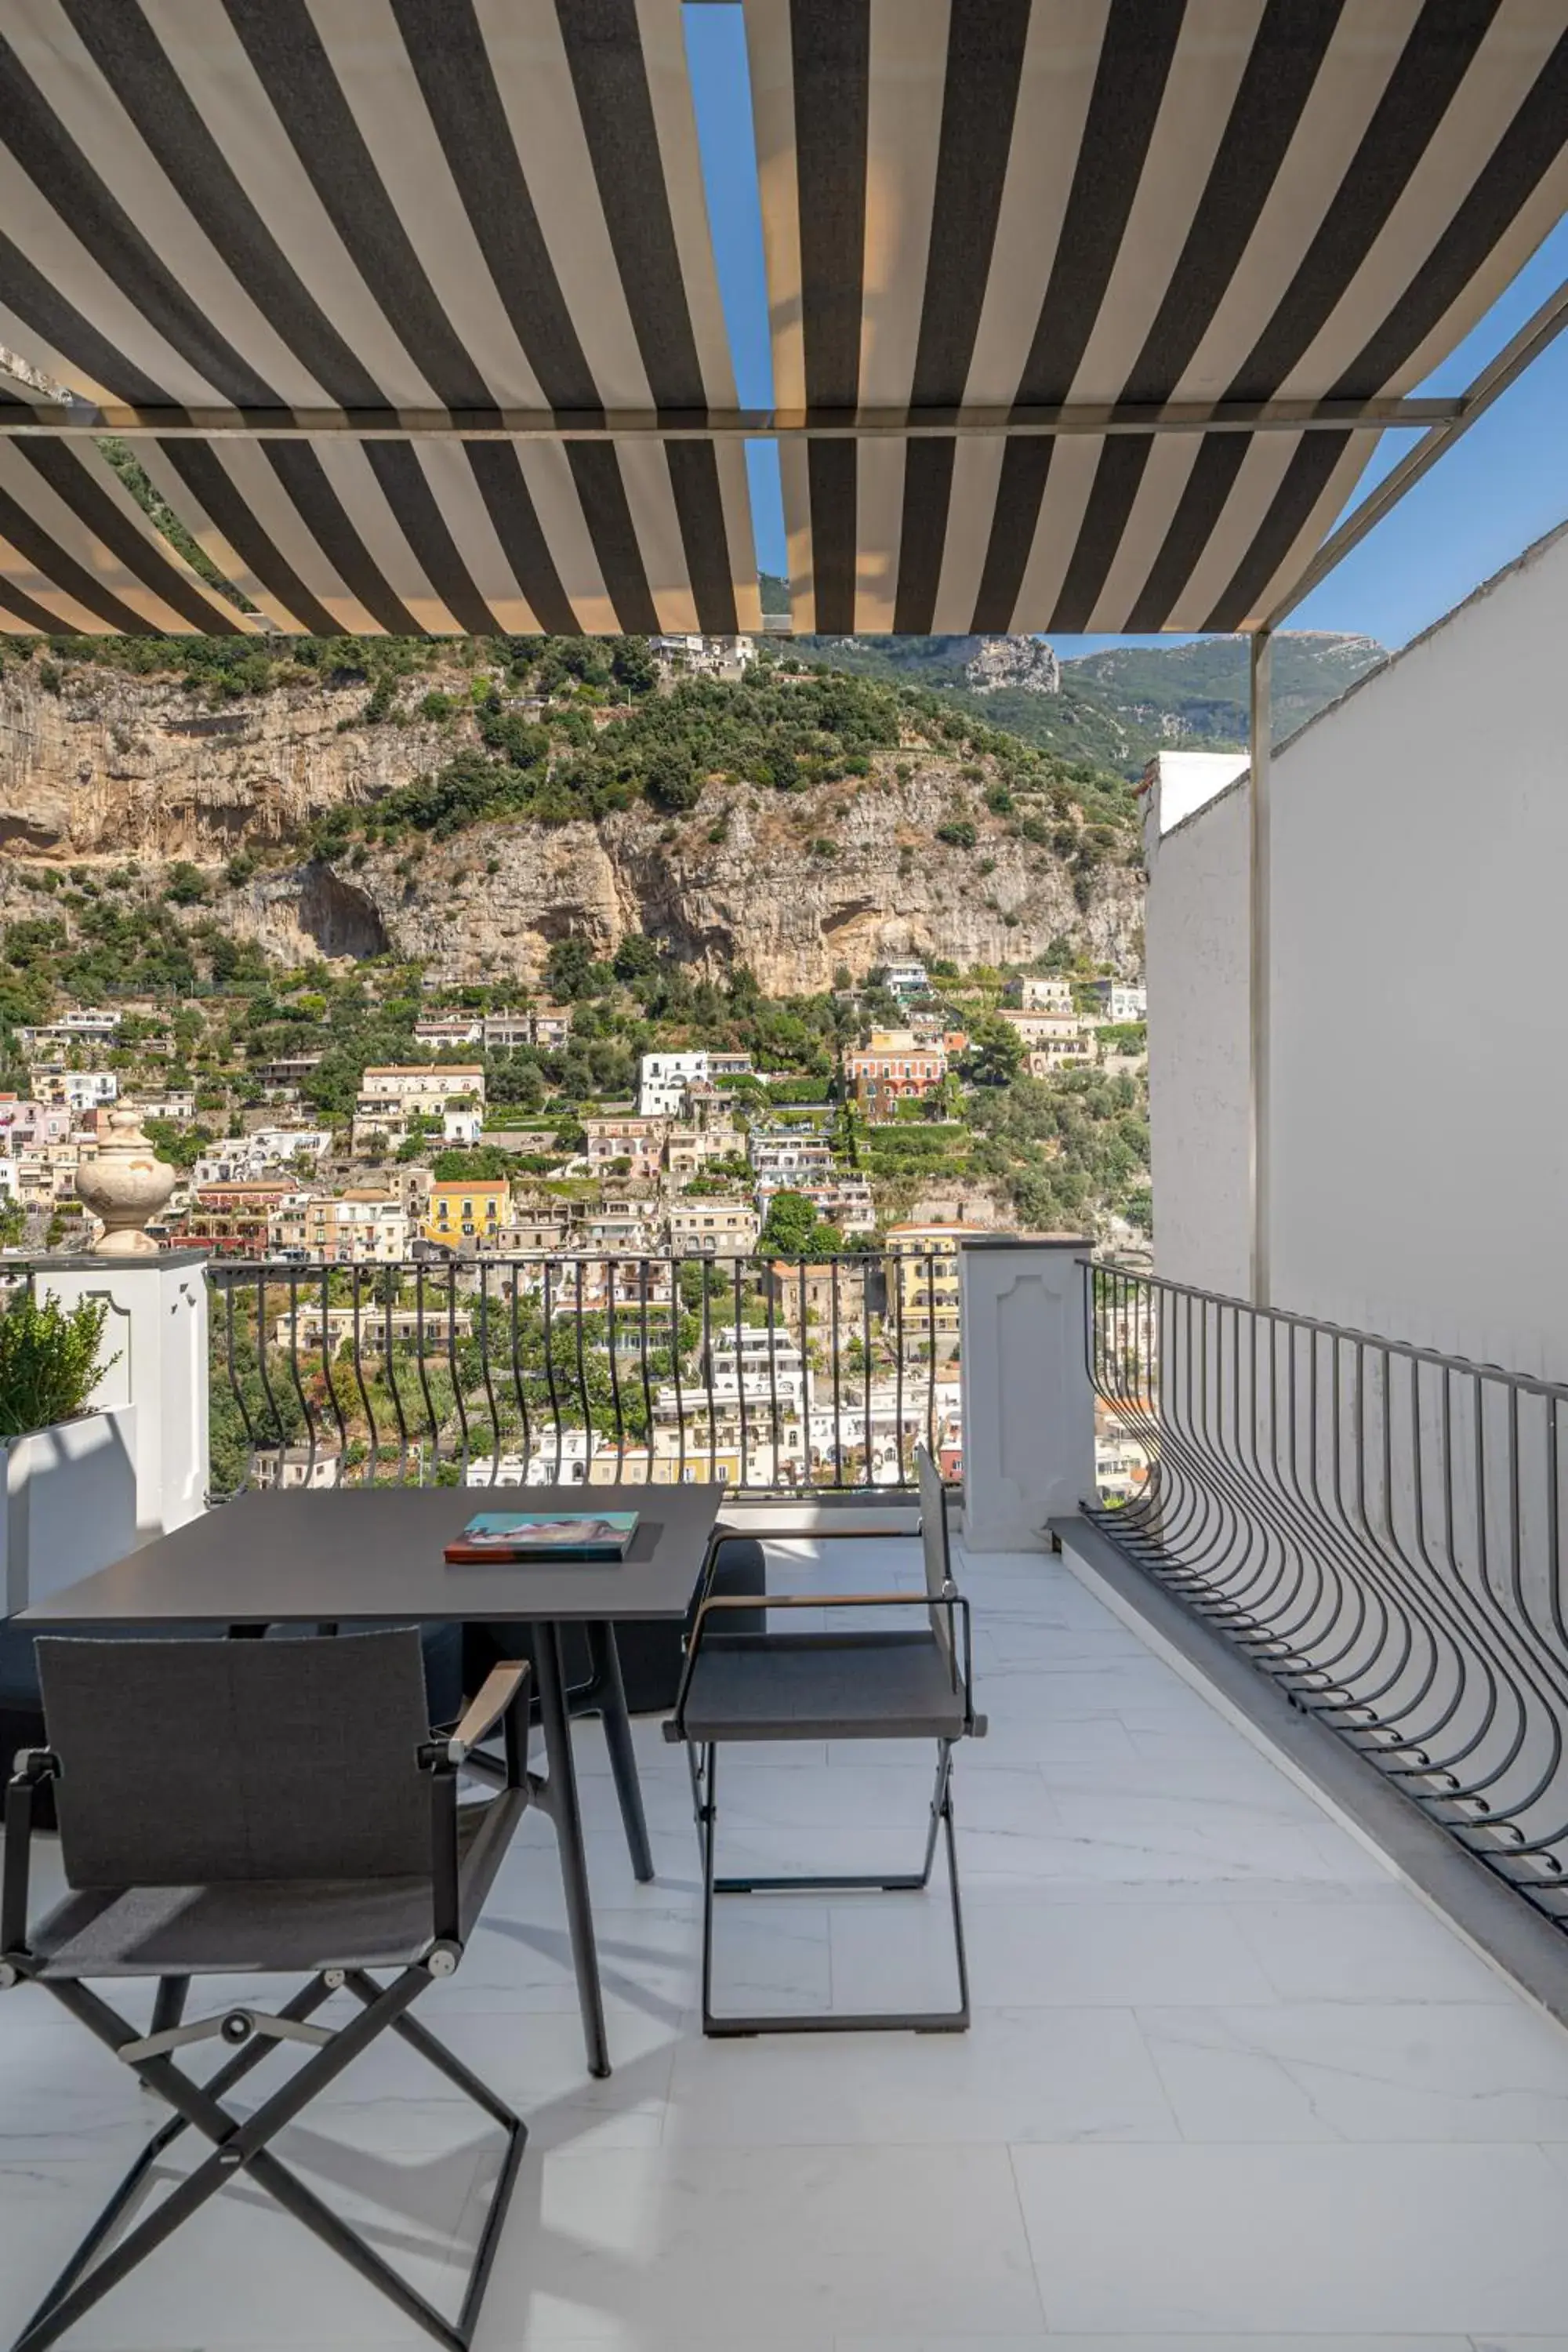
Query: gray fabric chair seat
[
  {"left": 25, "top": 1787, "right": 526, "bottom": 1977},
  {"left": 679, "top": 1628, "right": 965, "bottom": 1742}
]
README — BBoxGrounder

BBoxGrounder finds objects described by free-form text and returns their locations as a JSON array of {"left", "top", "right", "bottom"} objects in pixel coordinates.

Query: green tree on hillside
[
  {"left": 961, "top": 1016, "right": 1025, "bottom": 1087},
  {"left": 758, "top": 1191, "right": 844, "bottom": 1260}
]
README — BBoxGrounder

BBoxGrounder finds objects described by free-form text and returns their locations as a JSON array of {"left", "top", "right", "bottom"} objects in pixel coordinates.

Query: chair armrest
[
  {"left": 2, "top": 1750, "right": 58, "bottom": 1970},
  {"left": 692, "top": 1588, "right": 964, "bottom": 1623},
  {"left": 436, "top": 1661, "right": 531, "bottom": 1767},
  {"left": 688, "top": 1510, "right": 924, "bottom": 1628}
]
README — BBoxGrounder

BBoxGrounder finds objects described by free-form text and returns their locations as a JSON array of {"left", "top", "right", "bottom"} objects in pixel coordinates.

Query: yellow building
[
  {"left": 423, "top": 1176, "right": 510, "bottom": 1251},
  {"left": 883, "top": 1221, "right": 988, "bottom": 1362}
]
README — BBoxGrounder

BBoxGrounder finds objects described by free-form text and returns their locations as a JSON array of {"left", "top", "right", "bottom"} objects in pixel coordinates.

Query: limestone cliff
[
  {"left": 0, "top": 655, "right": 1143, "bottom": 991},
  {"left": 962, "top": 637, "right": 1061, "bottom": 695},
  {"left": 0, "top": 659, "right": 446, "bottom": 858}
]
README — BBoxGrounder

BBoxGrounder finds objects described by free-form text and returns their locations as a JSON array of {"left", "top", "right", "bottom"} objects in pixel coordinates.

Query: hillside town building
[
  {"left": 1087, "top": 980, "right": 1147, "bottom": 1022},
  {"left": 1015, "top": 976, "right": 1074, "bottom": 1014},
  {"left": 844, "top": 1031, "right": 946, "bottom": 1118},
  {"left": 640, "top": 1050, "right": 710, "bottom": 1115},
  {"left": 667, "top": 1198, "right": 760, "bottom": 1257},
  {"left": 352, "top": 1065, "right": 485, "bottom": 1150},
  {"left": 299, "top": 1189, "right": 409, "bottom": 1264},
  {"left": 584, "top": 1116, "right": 668, "bottom": 1180},
  {"left": 883, "top": 1222, "right": 989, "bottom": 1360},
  {"left": 424, "top": 1176, "right": 509, "bottom": 1252},
  {"left": 997, "top": 1009, "right": 1091, "bottom": 1048}
]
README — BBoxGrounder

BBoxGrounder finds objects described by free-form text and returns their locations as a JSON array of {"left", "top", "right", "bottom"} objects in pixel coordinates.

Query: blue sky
[{"left": 685, "top": 5, "right": 1568, "bottom": 659}]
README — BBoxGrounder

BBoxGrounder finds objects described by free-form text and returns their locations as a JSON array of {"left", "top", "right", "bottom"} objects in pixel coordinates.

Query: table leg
[
  {"left": 585, "top": 1623, "right": 655, "bottom": 1884},
  {"left": 532, "top": 1620, "right": 611, "bottom": 2079}
]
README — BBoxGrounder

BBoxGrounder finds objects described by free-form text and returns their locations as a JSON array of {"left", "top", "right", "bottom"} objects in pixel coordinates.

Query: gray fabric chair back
[
  {"left": 916, "top": 1443, "right": 955, "bottom": 1673},
  {"left": 38, "top": 1629, "right": 433, "bottom": 1890}
]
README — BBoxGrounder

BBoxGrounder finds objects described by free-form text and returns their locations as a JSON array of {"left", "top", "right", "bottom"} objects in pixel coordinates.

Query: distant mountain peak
[
  {"left": 961, "top": 637, "right": 1061, "bottom": 694},
  {"left": 790, "top": 629, "right": 1386, "bottom": 776}
]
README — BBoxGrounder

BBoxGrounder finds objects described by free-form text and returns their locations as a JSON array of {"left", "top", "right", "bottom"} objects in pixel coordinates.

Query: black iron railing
[
  {"left": 208, "top": 1252, "right": 956, "bottom": 1497},
  {"left": 1085, "top": 1262, "right": 1568, "bottom": 1923}
]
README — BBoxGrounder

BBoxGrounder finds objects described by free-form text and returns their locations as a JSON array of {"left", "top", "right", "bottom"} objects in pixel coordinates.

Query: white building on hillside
[
  {"left": 748, "top": 1127, "right": 833, "bottom": 1181},
  {"left": 51, "top": 1071, "right": 118, "bottom": 1111},
  {"left": 252, "top": 1127, "right": 331, "bottom": 1167},
  {"left": 754, "top": 1171, "right": 876, "bottom": 1235},
  {"left": 640, "top": 1050, "right": 708, "bottom": 1116},
  {"left": 193, "top": 1129, "right": 330, "bottom": 1186},
  {"left": 18, "top": 1007, "right": 123, "bottom": 1051},
  {"left": 1088, "top": 982, "right": 1147, "bottom": 1024},
  {"left": 477, "top": 1012, "right": 530, "bottom": 1051},
  {"left": 998, "top": 1010, "right": 1091, "bottom": 1049},
  {"left": 353, "top": 1065, "right": 485, "bottom": 1149},
  {"left": 651, "top": 634, "right": 757, "bottom": 681},
  {"left": 413, "top": 1014, "right": 483, "bottom": 1047}
]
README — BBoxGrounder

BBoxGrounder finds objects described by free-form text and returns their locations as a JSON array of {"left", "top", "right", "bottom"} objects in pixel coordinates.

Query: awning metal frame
[
  {"left": 1264, "top": 273, "right": 1568, "bottom": 631},
  {"left": 0, "top": 397, "right": 1463, "bottom": 441}
]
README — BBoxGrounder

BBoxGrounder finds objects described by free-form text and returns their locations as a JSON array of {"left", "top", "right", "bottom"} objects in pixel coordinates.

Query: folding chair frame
[
  {"left": 667, "top": 1586, "right": 984, "bottom": 2038},
  {"left": 1, "top": 1663, "right": 533, "bottom": 2352}
]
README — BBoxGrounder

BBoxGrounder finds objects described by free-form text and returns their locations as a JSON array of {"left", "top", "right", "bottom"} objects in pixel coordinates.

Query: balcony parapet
[{"left": 958, "top": 1236, "right": 1095, "bottom": 1551}]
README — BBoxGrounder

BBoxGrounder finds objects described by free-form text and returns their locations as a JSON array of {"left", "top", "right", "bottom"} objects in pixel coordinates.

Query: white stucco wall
[
  {"left": 1269, "top": 519, "right": 1568, "bottom": 1374},
  {"left": 1150, "top": 750, "right": 1250, "bottom": 833},
  {"left": 1144, "top": 764, "right": 1251, "bottom": 1299},
  {"left": 1146, "top": 517, "right": 1568, "bottom": 1378}
]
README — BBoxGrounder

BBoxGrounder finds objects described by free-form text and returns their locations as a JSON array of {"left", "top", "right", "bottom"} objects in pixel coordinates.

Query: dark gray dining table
[{"left": 20, "top": 1482, "right": 725, "bottom": 2078}]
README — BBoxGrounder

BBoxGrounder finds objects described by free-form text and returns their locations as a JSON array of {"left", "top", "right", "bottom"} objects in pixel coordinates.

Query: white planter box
[{"left": 1, "top": 1403, "right": 138, "bottom": 1617}]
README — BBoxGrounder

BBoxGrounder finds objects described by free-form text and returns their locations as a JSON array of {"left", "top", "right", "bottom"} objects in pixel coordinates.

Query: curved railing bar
[{"left": 1083, "top": 1261, "right": 1568, "bottom": 1914}]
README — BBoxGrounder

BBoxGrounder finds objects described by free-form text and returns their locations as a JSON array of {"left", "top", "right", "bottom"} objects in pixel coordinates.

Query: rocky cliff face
[
  {"left": 0, "top": 657, "right": 1142, "bottom": 992},
  {"left": 0, "top": 661, "right": 448, "bottom": 858},
  {"left": 961, "top": 637, "right": 1061, "bottom": 695}
]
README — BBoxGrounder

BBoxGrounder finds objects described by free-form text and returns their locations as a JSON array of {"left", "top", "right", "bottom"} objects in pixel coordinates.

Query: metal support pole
[{"left": 1249, "top": 628, "right": 1273, "bottom": 1309}]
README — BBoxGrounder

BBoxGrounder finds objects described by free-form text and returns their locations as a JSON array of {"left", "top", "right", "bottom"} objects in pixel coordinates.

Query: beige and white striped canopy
[
  {"left": 0, "top": 0, "right": 1564, "bottom": 637},
  {"left": 747, "top": 0, "right": 1568, "bottom": 633},
  {"left": 0, "top": 0, "right": 758, "bottom": 634}
]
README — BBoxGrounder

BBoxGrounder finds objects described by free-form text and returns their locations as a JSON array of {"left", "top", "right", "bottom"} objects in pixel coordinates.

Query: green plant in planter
[{"left": 0, "top": 1293, "right": 118, "bottom": 1439}]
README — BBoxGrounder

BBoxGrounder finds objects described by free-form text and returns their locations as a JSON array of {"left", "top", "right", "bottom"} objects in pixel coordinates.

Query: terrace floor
[{"left": 5, "top": 1534, "right": 1568, "bottom": 2350}]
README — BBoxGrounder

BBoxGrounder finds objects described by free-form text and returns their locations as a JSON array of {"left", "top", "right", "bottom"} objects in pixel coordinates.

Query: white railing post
[
  {"left": 37, "top": 1250, "right": 210, "bottom": 1548},
  {"left": 958, "top": 1237, "right": 1095, "bottom": 1551}
]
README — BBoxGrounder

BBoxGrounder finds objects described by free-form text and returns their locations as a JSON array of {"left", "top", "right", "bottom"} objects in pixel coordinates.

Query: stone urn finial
[{"left": 74, "top": 1107, "right": 177, "bottom": 1258}]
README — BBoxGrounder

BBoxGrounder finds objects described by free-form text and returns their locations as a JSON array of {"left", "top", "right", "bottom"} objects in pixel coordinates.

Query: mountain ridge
[{"left": 789, "top": 630, "right": 1387, "bottom": 775}]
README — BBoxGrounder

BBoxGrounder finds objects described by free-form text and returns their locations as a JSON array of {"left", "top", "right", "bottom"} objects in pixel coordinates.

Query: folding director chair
[
  {"left": 1, "top": 1628, "right": 532, "bottom": 2352},
  {"left": 666, "top": 1445, "right": 986, "bottom": 2035}
]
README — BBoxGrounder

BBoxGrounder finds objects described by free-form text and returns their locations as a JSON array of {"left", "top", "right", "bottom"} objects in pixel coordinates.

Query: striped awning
[
  {"left": 0, "top": 0, "right": 759, "bottom": 633},
  {"left": 746, "top": 0, "right": 1568, "bottom": 634},
  {"left": 0, "top": 432, "right": 255, "bottom": 634},
  {"left": 0, "top": 0, "right": 1564, "bottom": 637},
  {"left": 130, "top": 430, "right": 757, "bottom": 637}
]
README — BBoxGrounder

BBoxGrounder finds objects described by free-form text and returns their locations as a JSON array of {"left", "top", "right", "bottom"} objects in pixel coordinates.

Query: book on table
[{"left": 443, "top": 1509, "right": 638, "bottom": 1565}]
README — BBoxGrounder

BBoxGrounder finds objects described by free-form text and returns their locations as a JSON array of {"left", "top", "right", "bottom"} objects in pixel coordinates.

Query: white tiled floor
[{"left": 5, "top": 1534, "right": 1568, "bottom": 2350}]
